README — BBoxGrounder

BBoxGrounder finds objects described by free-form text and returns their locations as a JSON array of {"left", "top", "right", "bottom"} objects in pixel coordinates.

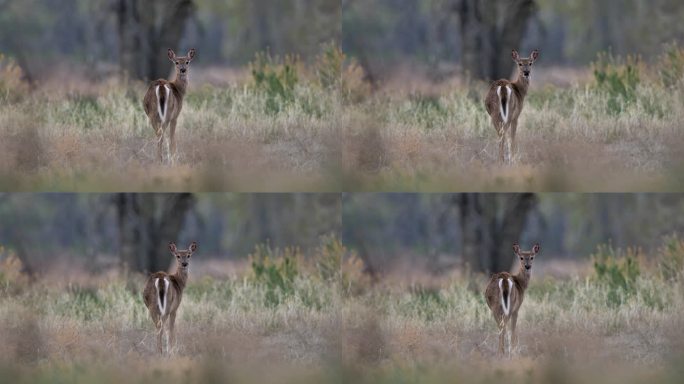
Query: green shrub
[
  {"left": 0, "top": 53, "right": 27, "bottom": 102},
  {"left": 249, "top": 242, "right": 299, "bottom": 306},
  {"left": 657, "top": 235, "right": 684, "bottom": 282},
  {"left": 313, "top": 234, "right": 368, "bottom": 297},
  {"left": 315, "top": 41, "right": 343, "bottom": 90},
  {"left": 61, "top": 285, "right": 107, "bottom": 321},
  {"left": 592, "top": 52, "right": 641, "bottom": 115},
  {"left": 404, "top": 285, "right": 447, "bottom": 322},
  {"left": 250, "top": 51, "right": 299, "bottom": 114},
  {"left": 591, "top": 243, "right": 641, "bottom": 306},
  {"left": 658, "top": 43, "right": 684, "bottom": 88}
]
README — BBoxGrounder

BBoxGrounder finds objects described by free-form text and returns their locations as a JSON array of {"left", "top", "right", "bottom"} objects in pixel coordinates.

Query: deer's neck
[
  {"left": 515, "top": 267, "right": 531, "bottom": 292},
  {"left": 512, "top": 75, "right": 530, "bottom": 100},
  {"left": 171, "top": 75, "right": 188, "bottom": 98},
  {"left": 173, "top": 267, "right": 189, "bottom": 291}
]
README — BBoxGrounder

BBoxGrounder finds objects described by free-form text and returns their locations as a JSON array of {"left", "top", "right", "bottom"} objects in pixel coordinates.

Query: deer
[
  {"left": 484, "top": 49, "right": 539, "bottom": 164},
  {"left": 484, "top": 242, "right": 540, "bottom": 357},
  {"left": 143, "top": 48, "right": 196, "bottom": 164},
  {"left": 143, "top": 241, "right": 197, "bottom": 355}
]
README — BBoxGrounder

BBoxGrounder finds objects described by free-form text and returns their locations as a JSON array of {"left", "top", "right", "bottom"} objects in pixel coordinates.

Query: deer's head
[
  {"left": 513, "top": 242, "right": 540, "bottom": 271},
  {"left": 169, "top": 241, "right": 197, "bottom": 271},
  {"left": 168, "top": 49, "right": 196, "bottom": 80},
  {"left": 512, "top": 49, "right": 539, "bottom": 81}
]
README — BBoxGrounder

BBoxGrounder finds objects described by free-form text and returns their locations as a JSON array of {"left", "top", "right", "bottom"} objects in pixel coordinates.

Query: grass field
[
  {"left": 0, "top": 51, "right": 343, "bottom": 192},
  {"left": 1, "top": 236, "right": 683, "bottom": 383},
  {"left": 2, "top": 47, "right": 684, "bottom": 192},
  {"left": 341, "top": 49, "right": 684, "bottom": 191}
]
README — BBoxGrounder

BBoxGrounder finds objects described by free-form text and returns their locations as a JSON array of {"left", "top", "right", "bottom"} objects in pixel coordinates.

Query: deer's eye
[
  {"left": 175, "top": 61, "right": 179, "bottom": 65},
  {"left": 520, "top": 257, "right": 523, "bottom": 260},
  {"left": 185, "top": 61, "right": 189, "bottom": 65}
]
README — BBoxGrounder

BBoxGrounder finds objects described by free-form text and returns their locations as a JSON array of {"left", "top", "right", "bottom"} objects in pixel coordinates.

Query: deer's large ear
[
  {"left": 169, "top": 242, "right": 177, "bottom": 253},
  {"left": 532, "top": 243, "right": 541, "bottom": 254},
  {"left": 511, "top": 50, "right": 520, "bottom": 62},
  {"left": 189, "top": 241, "right": 198, "bottom": 252},
  {"left": 530, "top": 49, "right": 539, "bottom": 62},
  {"left": 187, "top": 48, "right": 196, "bottom": 62},
  {"left": 168, "top": 49, "right": 176, "bottom": 62},
  {"left": 513, "top": 242, "right": 521, "bottom": 255}
]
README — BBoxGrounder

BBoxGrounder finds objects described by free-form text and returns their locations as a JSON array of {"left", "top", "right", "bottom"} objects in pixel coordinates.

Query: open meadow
[
  {"left": 341, "top": 49, "right": 684, "bottom": 192},
  {"left": 0, "top": 51, "right": 344, "bottom": 192},
  {"left": 2, "top": 46, "right": 683, "bottom": 192},
  {"left": 1, "top": 236, "right": 684, "bottom": 383}
]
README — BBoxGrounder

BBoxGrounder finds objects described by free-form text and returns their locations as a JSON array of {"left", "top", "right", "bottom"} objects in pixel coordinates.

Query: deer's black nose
[
  {"left": 523, "top": 71, "right": 530, "bottom": 76},
  {"left": 525, "top": 265, "right": 531, "bottom": 270},
  {"left": 180, "top": 68, "right": 187, "bottom": 73},
  {"left": 182, "top": 262, "right": 188, "bottom": 267}
]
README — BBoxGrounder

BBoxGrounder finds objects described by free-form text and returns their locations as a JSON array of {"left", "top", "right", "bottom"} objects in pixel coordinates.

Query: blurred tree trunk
[
  {"left": 116, "top": 0, "right": 195, "bottom": 80},
  {"left": 453, "top": 0, "right": 537, "bottom": 80},
  {"left": 115, "top": 194, "right": 195, "bottom": 273},
  {"left": 456, "top": 193, "right": 537, "bottom": 274}
]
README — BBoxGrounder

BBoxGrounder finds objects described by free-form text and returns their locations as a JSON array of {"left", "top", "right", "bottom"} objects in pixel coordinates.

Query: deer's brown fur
[
  {"left": 484, "top": 242, "right": 540, "bottom": 356},
  {"left": 143, "top": 241, "right": 197, "bottom": 355},
  {"left": 143, "top": 49, "right": 196, "bottom": 164},
  {"left": 484, "top": 49, "right": 539, "bottom": 163}
]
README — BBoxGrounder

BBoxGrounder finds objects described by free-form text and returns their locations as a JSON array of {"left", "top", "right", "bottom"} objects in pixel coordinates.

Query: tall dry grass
[
  {"left": 341, "top": 47, "right": 684, "bottom": 192},
  {"left": 1, "top": 236, "right": 683, "bottom": 383},
  {"left": 2, "top": 46, "right": 684, "bottom": 191},
  {"left": 0, "top": 49, "right": 343, "bottom": 192}
]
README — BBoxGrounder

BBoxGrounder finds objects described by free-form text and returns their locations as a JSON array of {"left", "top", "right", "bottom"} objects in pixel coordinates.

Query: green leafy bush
[
  {"left": 249, "top": 242, "right": 299, "bottom": 306},
  {"left": 313, "top": 234, "right": 367, "bottom": 296},
  {"left": 250, "top": 51, "right": 299, "bottom": 114},
  {"left": 592, "top": 52, "right": 641, "bottom": 114},
  {"left": 315, "top": 41, "right": 343, "bottom": 90},
  {"left": 658, "top": 43, "right": 684, "bottom": 88},
  {"left": 657, "top": 235, "right": 684, "bottom": 282},
  {"left": 592, "top": 243, "right": 641, "bottom": 306}
]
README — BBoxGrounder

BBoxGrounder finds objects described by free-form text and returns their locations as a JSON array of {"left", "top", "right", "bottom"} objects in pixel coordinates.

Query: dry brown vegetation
[
  {"left": 1, "top": 237, "right": 684, "bottom": 383},
  {"left": 2, "top": 47, "right": 684, "bottom": 191},
  {"left": 0, "top": 53, "right": 342, "bottom": 192},
  {"left": 341, "top": 49, "right": 684, "bottom": 192}
]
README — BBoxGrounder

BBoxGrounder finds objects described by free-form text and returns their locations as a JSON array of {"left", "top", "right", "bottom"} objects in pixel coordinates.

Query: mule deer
[
  {"left": 143, "top": 241, "right": 197, "bottom": 355},
  {"left": 484, "top": 242, "right": 540, "bottom": 356},
  {"left": 484, "top": 49, "right": 539, "bottom": 163},
  {"left": 143, "top": 49, "right": 196, "bottom": 164}
]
